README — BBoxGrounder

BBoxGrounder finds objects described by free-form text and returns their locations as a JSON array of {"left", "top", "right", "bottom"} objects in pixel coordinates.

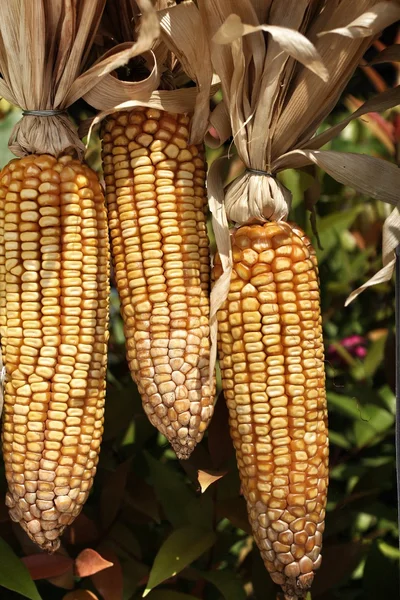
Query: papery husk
[
  {"left": 0, "top": 0, "right": 159, "bottom": 158},
  {"left": 200, "top": 0, "right": 400, "bottom": 389},
  {"left": 84, "top": 0, "right": 214, "bottom": 144},
  {"left": 370, "top": 44, "right": 400, "bottom": 64}
]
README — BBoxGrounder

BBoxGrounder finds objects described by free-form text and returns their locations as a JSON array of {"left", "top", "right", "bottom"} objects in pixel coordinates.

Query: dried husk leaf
[
  {"left": 319, "top": 2, "right": 400, "bottom": 38},
  {"left": 370, "top": 44, "right": 400, "bottom": 64},
  {"left": 0, "top": 0, "right": 159, "bottom": 157},
  {"left": 202, "top": 0, "right": 400, "bottom": 377},
  {"left": 346, "top": 205, "right": 400, "bottom": 305},
  {"left": 86, "top": 0, "right": 214, "bottom": 144}
]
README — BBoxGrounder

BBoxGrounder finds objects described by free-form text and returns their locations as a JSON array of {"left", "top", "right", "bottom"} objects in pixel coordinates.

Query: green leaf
[
  {"left": 109, "top": 522, "right": 143, "bottom": 560},
  {"left": 316, "top": 206, "right": 363, "bottom": 262},
  {"left": 328, "top": 429, "right": 351, "bottom": 449},
  {"left": 122, "top": 558, "right": 148, "bottom": 600},
  {"left": 327, "top": 392, "right": 361, "bottom": 420},
  {"left": 312, "top": 541, "right": 365, "bottom": 596},
  {"left": 353, "top": 404, "right": 394, "bottom": 448},
  {"left": 378, "top": 541, "right": 400, "bottom": 560},
  {"left": 0, "top": 108, "right": 22, "bottom": 166},
  {"left": 352, "top": 462, "right": 394, "bottom": 495},
  {"left": 196, "top": 569, "right": 246, "bottom": 600},
  {"left": 361, "top": 334, "right": 387, "bottom": 379},
  {"left": 145, "top": 452, "right": 196, "bottom": 527},
  {"left": 363, "top": 541, "right": 399, "bottom": 599},
  {"left": 143, "top": 527, "right": 216, "bottom": 596},
  {"left": 145, "top": 592, "right": 199, "bottom": 600},
  {"left": 0, "top": 537, "right": 42, "bottom": 600},
  {"left": 278, "top": 169, "right": 314, "bottom": 209}
]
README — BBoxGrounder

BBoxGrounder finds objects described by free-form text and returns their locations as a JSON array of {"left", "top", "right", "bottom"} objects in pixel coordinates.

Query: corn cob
[
  {"left": 213, "top": 221, "right": 328, "bottom": 600},
  {"left": 101, "top": 107, "right": 214, "bottom": 459},
  {"left": 0, "top": 154, "right": 110, "bottom": 551}
]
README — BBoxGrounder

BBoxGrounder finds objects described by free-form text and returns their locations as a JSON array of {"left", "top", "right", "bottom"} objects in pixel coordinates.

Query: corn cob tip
[
  {"left": 282, "top": 571, "right": 315, "bottom": 599},
  {"left": 172, "top": 440, "right": 194, "bottom": 460},
  {"left": 6, "top": 490, "right": 62, "bottom": 552}
]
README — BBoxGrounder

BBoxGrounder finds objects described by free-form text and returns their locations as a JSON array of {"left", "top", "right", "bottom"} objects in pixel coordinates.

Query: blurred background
[{"left": 0, "top": 24, "right": 399, "bottom": 600}]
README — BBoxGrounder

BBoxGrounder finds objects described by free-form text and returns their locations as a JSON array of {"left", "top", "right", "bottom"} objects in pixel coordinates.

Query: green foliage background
[{"left": 0, "top": 60, "right": 398, "bottom": 599}]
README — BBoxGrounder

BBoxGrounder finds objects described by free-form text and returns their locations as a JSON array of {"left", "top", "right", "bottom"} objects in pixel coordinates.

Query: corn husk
[
  {"left": 200, "top": 0, "right": 400, "bottom": 386},
  {"left": 0, "top": 0, "right": 158, "bottom": 158},
  {"left": 84, "top": 0, "right": 214, "bottom": 144}
]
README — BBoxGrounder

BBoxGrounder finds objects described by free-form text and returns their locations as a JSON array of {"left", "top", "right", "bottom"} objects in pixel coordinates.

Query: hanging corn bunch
[
  {"left": 200, "top": 0, "right": 400, "bottom": 598},
  {"left": 90, "top": 0, "right": 216, "bottom": 459},
  {"left": 0, "top": 0, "right": 157, "bottom": 551}
]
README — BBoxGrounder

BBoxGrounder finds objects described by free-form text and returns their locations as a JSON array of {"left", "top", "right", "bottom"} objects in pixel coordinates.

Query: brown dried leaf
[
  {"left": 198, "top": 469, "right": 227, "bottom": 493},
  {"left": 22, "top": 554, "right": 73, "bottom": 581},
  {"left": 75, "top": 549, "right": 113, "bottom": 578},
  {"left": 0, "top": 0, "right": 158, "bottom": 156},
  {"left": 92, "top": 549, "right": 123, "bottom": 600},
  {"left": 47, "top": 567, "right": 75, "bottom": 591}
]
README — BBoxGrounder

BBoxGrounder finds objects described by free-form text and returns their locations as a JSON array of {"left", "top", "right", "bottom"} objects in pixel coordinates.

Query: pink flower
[{"left": 328, "top": 335, "right": 367, "bottom": 363}]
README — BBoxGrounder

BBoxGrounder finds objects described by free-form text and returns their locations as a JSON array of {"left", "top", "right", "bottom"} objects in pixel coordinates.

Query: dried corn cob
[
  {"left": 0, "top": 154, "right": 110, "bottom": 551},
  {"left": 101, "top": 108, "right": 214, "bottom": 459},
  {"left": 213, "top": 221, "right": 328, "bottom": 600}
]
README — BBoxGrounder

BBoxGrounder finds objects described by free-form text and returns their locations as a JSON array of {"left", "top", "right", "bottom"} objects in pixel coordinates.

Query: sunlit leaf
[
  {"left": 143, "top": 527, "right": 216, "bottom": 597},
  {"left": 0, "top": 537, "right": 42, "bottom": 600},
  {"left": 198, "top": 469, "right": 227, "bottom": 493},
  {"left": 353, "top": 404, "right": 394, "bottom": 448},
  {"left": 75, "top": 549, "right": 113, "bottom": 578}
]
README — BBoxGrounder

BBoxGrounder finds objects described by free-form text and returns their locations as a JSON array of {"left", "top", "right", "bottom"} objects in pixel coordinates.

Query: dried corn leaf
[
  {"left": 201, "top": 0, "right": 400, "bottom": 380},
  {"left": 0, "top": 0, "right": 158, "bottom": 157},
  {"left": 320, "top": 2, "right": 400, "bottom": 38},
  {"left": 346, "top": 207, "right": 400, "bottom": 305},
  {"left": 87, "top": 0, "right": 213, "bottom": 143},
  {"left": 370, "top": 44, "right": 400, "bottom": 64}
]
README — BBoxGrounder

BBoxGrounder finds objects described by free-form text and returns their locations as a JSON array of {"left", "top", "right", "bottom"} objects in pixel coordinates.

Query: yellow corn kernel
[
  {"left": 101, "top": 108, "right": 214, "bottom": 459},
  {"left": 0, "top": 154, "right": 110, "bottom": 552},
  {"left": 213, "top": 221, "right": 328, "bottom": 599}
]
